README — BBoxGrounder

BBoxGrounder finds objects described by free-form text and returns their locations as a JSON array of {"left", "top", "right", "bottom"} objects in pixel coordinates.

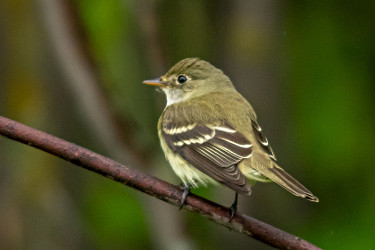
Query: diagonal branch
[{"left": 0, "top": 116, "right": 321, "bottom": 250}]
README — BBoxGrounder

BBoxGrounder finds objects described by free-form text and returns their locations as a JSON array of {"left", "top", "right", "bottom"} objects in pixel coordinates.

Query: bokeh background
[{"left": 1, "top": 0, "right": 374, "bottom": 249}]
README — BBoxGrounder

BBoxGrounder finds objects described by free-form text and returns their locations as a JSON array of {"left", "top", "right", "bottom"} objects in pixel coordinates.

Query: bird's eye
[{"left": 177, "top": 75, "right": 188, "bottom": 84}]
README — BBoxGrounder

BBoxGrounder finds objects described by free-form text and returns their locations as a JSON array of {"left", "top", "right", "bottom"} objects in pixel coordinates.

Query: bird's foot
[
  {"left": 229, "top": 192, "right": 239, "bottom": 220},
  {"left": 179, "top": 183, "right": 191, "bottom": 210}
]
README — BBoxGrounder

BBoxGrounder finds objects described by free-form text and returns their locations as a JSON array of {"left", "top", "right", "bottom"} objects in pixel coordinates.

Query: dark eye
[{"left": 177, "top": 75, "right": 188, "bottom": 84}]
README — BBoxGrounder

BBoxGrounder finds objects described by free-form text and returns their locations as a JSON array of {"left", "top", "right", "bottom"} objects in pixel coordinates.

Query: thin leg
[
  {"left": 179, "top": 183, "right": 191, "bottom": 210},
  {"left": 230, "top": 192, "right": 239, "bottom": 220}
]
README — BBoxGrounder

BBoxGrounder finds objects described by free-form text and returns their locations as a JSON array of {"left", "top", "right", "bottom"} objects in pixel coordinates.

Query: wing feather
[
  {"left": 251, "top": 119, "right": 277, "bottom": 161},
  {"left": 162, "top": 121, "right": 252, "bottom": 195}
]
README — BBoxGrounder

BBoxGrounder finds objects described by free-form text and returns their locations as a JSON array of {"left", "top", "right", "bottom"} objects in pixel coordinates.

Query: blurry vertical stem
[{"left": 37, "top": 0, "right": 141, "bottom": 166}]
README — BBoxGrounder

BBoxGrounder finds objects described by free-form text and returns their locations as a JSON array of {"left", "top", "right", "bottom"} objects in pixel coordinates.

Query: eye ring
[{"left": 177, "top": 75, "right": 188, "bottom": 84}]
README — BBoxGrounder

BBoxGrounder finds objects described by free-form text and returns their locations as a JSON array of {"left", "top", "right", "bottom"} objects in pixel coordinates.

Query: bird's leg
[
  {"left": 179, "top": 183, "right": 191, "bottom": 210},
  {"left": 230, "top": 192, "right": 239, "bottom": 220}
]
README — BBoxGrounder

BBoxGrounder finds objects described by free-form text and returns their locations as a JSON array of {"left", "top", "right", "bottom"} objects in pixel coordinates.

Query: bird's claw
[
  {"left": 229, "top": 192, "right": 239, "bottom": 221},
  {"left": 179, "top": 183, "right": 191, "bottom": 210},
  {"left": 229, "top": 203, "right": 237, "bottom": 220}
]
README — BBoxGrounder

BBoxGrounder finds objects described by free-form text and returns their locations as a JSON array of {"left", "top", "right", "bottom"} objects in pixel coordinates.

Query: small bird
[{"left": 144, "top": 58, "right": 318, "bottom": 216}]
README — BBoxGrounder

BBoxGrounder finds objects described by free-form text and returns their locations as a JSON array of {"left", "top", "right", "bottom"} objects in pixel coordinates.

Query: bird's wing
[
  {"left": 250, "top": 119, "right": 319, "bottom": 202},
  {"left": 161, "top": 121, "right": 252, "bottom": 195}
]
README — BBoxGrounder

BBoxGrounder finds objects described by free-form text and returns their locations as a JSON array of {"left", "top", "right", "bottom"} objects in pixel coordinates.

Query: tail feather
[{"left": 265, "top": 164, "right": 319, "bottom": 202}]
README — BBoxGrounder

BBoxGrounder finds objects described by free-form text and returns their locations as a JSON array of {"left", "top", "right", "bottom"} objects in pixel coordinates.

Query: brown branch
[{"left": 0, "top": 116, "right": 321, "bottom": 250}]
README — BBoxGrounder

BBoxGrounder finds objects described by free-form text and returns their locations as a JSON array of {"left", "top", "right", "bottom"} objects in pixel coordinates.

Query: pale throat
[
  {"left": 162, "top": 84, "right": 220, "bottom": 107},
  {"left": 162, "top": 87, "right": 190, "bottom": 107}
]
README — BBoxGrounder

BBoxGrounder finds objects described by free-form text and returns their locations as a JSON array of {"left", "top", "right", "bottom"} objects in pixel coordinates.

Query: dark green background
[{"left": 1, "top": 1, "right": 374, "bottom": 249}]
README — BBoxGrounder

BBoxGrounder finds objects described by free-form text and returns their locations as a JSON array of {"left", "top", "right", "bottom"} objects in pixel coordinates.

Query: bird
[{"left": 143, "top": 58, "right": 319, "bottom": 217}]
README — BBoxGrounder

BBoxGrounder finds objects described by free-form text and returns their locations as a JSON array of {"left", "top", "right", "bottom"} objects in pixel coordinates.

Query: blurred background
[{"left": 1, "top": 0, "right": 374, "bottom": 249}]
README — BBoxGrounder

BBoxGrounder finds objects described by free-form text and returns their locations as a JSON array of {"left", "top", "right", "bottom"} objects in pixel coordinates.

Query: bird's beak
[{"left": 143, "top": 77, "right": 167, "bottom": 87}]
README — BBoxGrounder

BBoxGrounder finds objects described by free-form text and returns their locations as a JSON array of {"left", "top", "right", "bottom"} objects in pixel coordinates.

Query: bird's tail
[{"left": 266, "top": 163, "right": 319, "bottom": 202}]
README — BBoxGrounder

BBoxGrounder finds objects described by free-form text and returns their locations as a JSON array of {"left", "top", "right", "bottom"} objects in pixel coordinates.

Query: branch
[{"left": 0, "top": 116, "right": 321, "bottom": 250}]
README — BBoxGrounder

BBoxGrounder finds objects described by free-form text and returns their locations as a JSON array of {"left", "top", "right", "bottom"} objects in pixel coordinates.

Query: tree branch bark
[{"left": 0, "top": 116, "right": 321, "bottom": 250}]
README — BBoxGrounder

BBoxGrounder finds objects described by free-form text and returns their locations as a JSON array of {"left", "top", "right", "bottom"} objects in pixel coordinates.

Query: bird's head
[{"left": 144, "top": 58, "right": 234, "bottom": 106}]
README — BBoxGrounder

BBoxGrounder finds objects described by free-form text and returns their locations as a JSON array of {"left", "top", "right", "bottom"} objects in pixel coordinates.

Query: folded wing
[{"left": 162, "top": 121, "right": 253, "bottom": 195}]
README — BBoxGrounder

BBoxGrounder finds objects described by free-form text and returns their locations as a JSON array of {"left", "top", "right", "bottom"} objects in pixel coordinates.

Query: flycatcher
[{"left": 144, "top": 58, "right": 318, "bottom": 216}]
